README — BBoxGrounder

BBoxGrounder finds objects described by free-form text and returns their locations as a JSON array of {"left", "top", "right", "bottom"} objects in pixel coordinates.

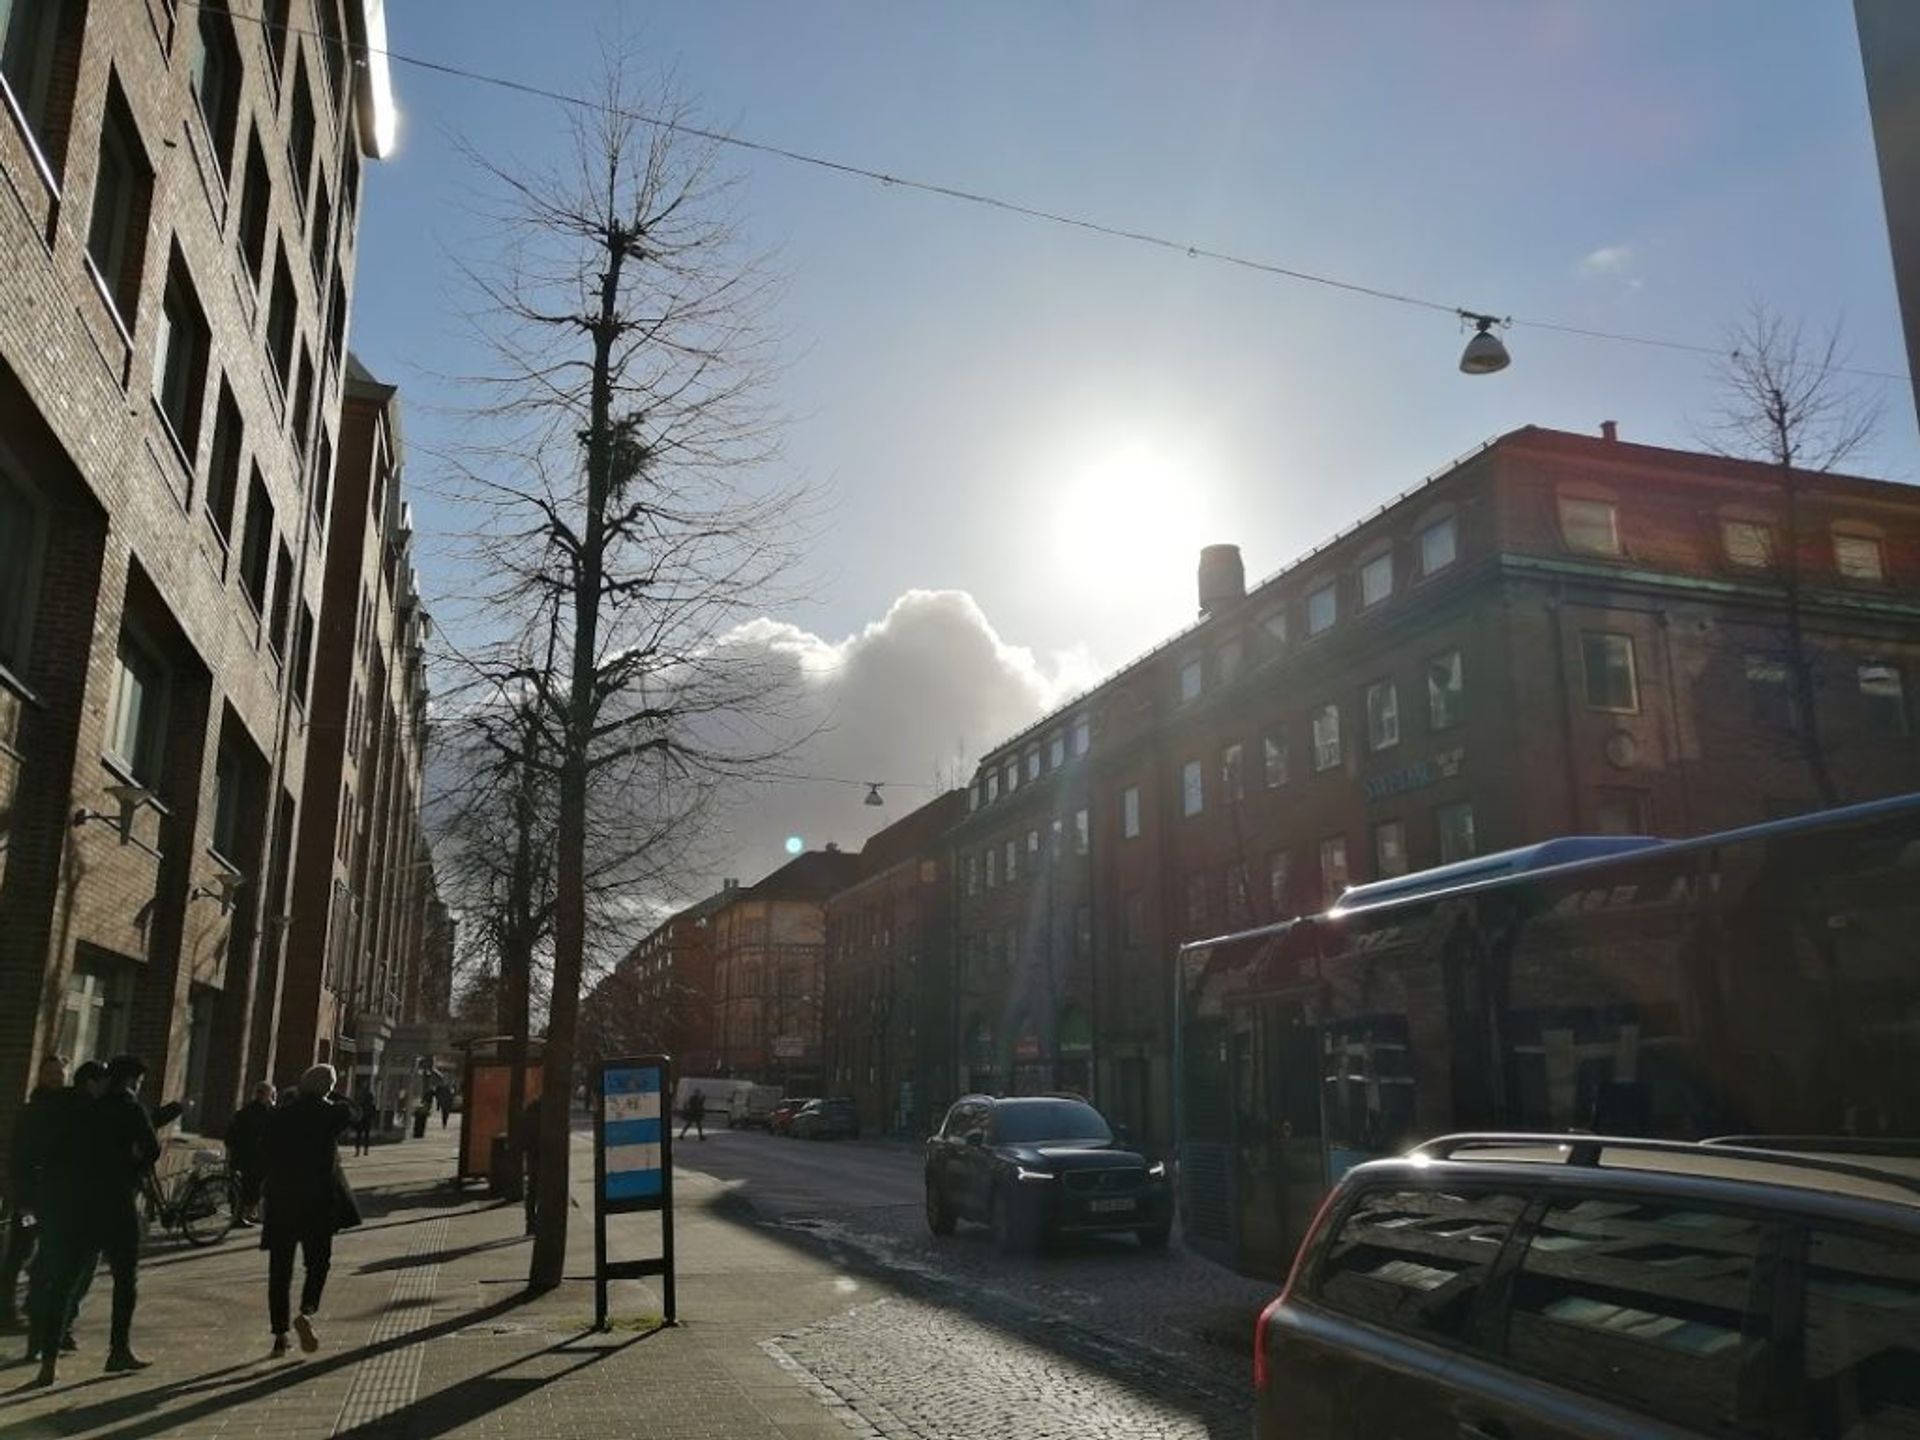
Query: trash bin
[
  {"left": 488, "top": 1134, "right": 523, "bottom": 1200},
  {"left": 413, "top": 1107, "right": 429, "bottom": 1139}
]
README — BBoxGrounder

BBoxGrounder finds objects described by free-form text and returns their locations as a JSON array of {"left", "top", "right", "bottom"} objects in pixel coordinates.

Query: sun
[{"left": 1054, "top": 440, "right": 1213, "bottom": 602}]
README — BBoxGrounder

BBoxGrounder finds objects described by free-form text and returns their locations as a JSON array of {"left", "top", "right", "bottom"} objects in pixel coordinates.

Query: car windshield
[{"left": 991, "top": 1101, "right": 1112, "bottom": 1145}]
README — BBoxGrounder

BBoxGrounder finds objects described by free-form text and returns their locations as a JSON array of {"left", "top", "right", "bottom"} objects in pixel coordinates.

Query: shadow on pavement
[{"left": 354, "top": 1233, "right": 527, "bottom": 1274}]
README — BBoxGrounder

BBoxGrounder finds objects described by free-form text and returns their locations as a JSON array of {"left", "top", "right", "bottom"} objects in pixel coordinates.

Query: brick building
[
  {"left": 951, "top": 425, "right": 1920, "bottom": 1146},
  {"left": 712, "top": 848, "right": 861, "bottom": 1089},
  {"left": 582, "top": 888, "right": 730, "bottom": 1077},
  {"left": 278, "top": 356, "right": 442, "bottom": 1111},
  {"left": 0, "top": 0, "right": 398, "bottom": 1163},
  {"left": 822, "top": 789, "right": 965, "bottom": 1136}
]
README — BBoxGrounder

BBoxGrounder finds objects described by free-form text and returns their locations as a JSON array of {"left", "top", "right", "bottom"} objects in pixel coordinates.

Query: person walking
[
  {"left": 75, "top": 1055, "right": 161, "bottom": 1376},
  {"left": 350, "top": 1084, "right": 374, "bottom": 1158},
  {"left": 437, "top": 1085, "right": 454, "bottom": 1129},
  {"left": 23, "top": 1061, "right": 107, "bottom": 1385},
  {"left": 261, "top": 1064, "right": 358, "bottom": 1358},
  {"left": 519, "top": 1097, "right": 542, "bottom": 1237},
  {"left": 1, "top": 1055, "right": 67, "bottom": 1333},
  {"left": 225, "top": 1084, "right": 275, "bottom": 1226},
  {"left": 679, "top": 1089, "right": 706, "bottom": 1142}
]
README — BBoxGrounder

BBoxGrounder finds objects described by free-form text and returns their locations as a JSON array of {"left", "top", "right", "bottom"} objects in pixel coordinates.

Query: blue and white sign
[{"left": 602, "top": 1064, "right": 665, "bottom": 1200}]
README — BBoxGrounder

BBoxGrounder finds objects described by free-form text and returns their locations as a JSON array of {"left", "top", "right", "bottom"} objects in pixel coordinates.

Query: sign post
[{"left": 592, "top": 1054, "right": 676, "bottom": 1329}]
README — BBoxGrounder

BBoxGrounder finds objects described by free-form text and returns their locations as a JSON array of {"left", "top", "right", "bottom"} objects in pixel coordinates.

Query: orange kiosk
[{"left": 456, "top": 1035, "right": 544, "bottom": 1187}]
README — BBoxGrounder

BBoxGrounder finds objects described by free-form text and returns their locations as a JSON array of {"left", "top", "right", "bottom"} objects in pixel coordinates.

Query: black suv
[
  {"left": 924, "top": 1094, "right": 1172, "bottom": 1252},
  {"left": 1255, "top": 1133, "right": 1920, "bottom": 1439}
]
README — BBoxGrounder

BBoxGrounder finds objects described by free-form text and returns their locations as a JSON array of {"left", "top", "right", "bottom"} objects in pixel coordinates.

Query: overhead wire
[{"left": 198, "top": 1, "right": 1911, "bottom": 387}]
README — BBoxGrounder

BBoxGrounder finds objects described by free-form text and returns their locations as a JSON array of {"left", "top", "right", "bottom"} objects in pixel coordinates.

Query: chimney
[
  {"left": 1197, "top": 544, "right": 1245, "bottom": 617},
  {"left": 1600, "top": 420, "right": 1618, "bottom": 442},
  {"left": 722, "top": 878, "right": 739, "bottom": 890}
]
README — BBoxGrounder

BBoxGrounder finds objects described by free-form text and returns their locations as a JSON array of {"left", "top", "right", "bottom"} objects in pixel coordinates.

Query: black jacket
[
  {"left": 260, "top": 1094, "right": 358, "bottom": 1246},
  {"left": 225, "top": 1099, "right": 273, "bottom": 1173},
  {"left": 7, "top": 1084, "right": 63, "bottom": 1208},
  {"left": 81, "top": 1089, "right": 162, "bottom": 1213}
]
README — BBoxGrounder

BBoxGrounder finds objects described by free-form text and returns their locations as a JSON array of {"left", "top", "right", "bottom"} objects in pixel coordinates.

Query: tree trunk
[{"left": 1779, "top": 457, "right": 1840, "bottom": 808}]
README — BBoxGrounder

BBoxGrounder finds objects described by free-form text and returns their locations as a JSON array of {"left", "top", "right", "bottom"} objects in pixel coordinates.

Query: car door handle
[{"left": 1458, "top": 1421, "right": 1510, "bottom": 1440}]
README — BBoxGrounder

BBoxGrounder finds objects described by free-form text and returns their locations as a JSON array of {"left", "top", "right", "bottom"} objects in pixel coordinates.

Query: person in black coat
[
  {"left": 1, "top": 1055, "right": 67, "bottom": 1332},
  {"left": 261, "top": 1064, "right": 358, "bottom": 1357},
  {"left": 226, "top": 1084, "right": 276, "bottom": 1226}
]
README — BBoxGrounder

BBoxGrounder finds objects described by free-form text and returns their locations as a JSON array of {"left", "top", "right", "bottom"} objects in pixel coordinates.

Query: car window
[
  {"left": 1313, "top": 1186, "right": 1526, "bottom": 1343},
  {"left": 1802, "top": 1226, "right": 1920, "bottom": 1439},
  {"left": 989, "top": 1100, "right": 1112, "bottom": 1144},
  {"left": 1506, "top": 1197, "right": 1767, "bottom": 1433}
]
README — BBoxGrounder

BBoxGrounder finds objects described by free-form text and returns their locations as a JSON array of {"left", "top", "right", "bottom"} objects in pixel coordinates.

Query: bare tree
[
  {"left": 444, "top": 61, "right": 807, "bottom": 1291},
  {"left": 1704, "top": 305, "right": 1883, "bottom": 808}
]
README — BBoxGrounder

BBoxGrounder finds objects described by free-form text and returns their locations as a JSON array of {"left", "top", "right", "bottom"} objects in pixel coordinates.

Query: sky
[{"left": 348, "top": 1, "right": 1920, "bottom": 896}]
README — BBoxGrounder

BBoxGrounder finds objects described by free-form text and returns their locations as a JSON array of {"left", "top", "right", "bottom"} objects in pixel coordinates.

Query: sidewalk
[{"left": 0, "top": 1121, "right": 869, "bottom": 1439}]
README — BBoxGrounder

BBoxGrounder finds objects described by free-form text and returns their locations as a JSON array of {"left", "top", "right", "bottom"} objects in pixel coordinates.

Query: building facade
[
  {"left": 822, "top": 790, "right": 965, "bottom": 1137},
  {"left": 711, "top": 849, "right": 861, "bottom": 1090},
  {"left": 277, "top": 356, "right": 440, "bottom": 1111},
  {"left": 950, "top": 425, "right": 1920, "bottom": 1147},
  {"left": 582, "top": 888, "right": 729, "bottom": 1078}
]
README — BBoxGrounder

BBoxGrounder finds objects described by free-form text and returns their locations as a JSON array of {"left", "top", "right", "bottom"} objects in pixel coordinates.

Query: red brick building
[
  {"left": 951, "top": 425, "right": 1920, "bottom": 1146},
  {"left": 0, "top": 1, "right": 398, "bottom": 1162},
  {"left": 582, "top": 888, "right": 730, "bottom": 1077},
  {"left": 823, "top": 790, "right": 966, "bottom": 1135}
]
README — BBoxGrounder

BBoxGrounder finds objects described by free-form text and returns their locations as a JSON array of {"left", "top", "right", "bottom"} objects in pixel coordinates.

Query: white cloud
[{"left": 1577, "top": 243, "right": 1634, "bottom": 277}]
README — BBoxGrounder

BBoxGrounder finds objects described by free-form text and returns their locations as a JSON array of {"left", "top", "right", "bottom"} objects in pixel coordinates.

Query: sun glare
[{"left": 1055, "top": 440, "right": 1213, "bottom": 606}]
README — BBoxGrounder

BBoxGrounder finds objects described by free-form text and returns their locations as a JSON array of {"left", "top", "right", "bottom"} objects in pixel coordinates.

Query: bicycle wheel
[{"left": 180, "top": 1173, "right": 235, "bottom": 1246}]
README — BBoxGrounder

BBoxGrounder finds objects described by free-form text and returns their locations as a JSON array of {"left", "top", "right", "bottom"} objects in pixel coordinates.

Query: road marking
[{"left": 330, "top": 1218, "right": 447, "bottom": 1434}]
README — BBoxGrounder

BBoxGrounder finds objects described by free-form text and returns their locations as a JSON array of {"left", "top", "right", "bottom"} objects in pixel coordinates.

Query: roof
[
  {"left": 734, "top": 848, "right": 863, "bottom": 905},
  {"left": 855, "top": 790, "right": 967, "bottom": 874}
]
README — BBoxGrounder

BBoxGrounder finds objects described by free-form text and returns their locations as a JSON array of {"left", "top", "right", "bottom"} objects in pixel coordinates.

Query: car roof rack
[
  {"left": 1702, "top": 1135, "right": 1920, "bottom": 1157},
  {"left": 1408, "top": 1131, "right": 1920, "bottom": 1202}
]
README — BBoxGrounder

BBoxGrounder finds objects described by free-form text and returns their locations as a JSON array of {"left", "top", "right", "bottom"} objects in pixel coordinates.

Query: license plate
[{"left": 1088, "top": 1197, "right": 1136, "bottom": 1214}]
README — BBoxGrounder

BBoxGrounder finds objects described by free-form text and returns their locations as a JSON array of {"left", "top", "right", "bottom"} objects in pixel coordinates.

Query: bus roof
[{"left": 1333, "top": 835, "right": 1664, "bottom": 911}]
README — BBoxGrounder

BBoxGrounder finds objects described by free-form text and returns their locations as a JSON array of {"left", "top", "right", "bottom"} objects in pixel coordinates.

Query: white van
[
  {"left": 729, "top": 1084, "right": 784, "bottom": 1129},
  {"left": 672, "top": 1077, "right": 750, "bottom": 1125}
]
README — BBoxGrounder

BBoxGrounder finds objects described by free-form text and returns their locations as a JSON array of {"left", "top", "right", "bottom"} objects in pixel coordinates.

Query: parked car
[
  {"left": 791, "top": 1097, "right": 860, "bottom": 1141},
  {"left": 769, "top": 1097, "right": 817, "bottom": 1136},
  {"left": 727, "top": 1084, "right": 785, "bottom": 1129},
  {"left": 1254, "top": 1132, "right": 1920, "bottom": 1440},
  {"left": 924, "top": 1094, "right": 1171, "bottom": 1253}
]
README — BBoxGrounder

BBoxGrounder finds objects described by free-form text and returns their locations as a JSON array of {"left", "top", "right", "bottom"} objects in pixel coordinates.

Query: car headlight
[
  {"left": 1147, "top": 1160, "right": 1167, "bottom": 1179},
  {"left": 1014, "top": 1166, "right": 1055, "bottom": 1183}
]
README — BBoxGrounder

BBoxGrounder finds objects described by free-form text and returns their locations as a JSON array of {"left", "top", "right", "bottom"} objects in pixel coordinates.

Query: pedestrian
[
  {"left": 679, "top": 1089, "right": 706, "bottom": 1142},
  {"left": 520, "top": 1097, "right": 542, "bottom": 1237},
  {"left": 351, "top": 1083, "right": 374, "bottom": 1157},
  {"left": 23, "top": 1061, "right": 108, "bottom": 1385},
  {"left": 226, "top": 1083, "right": 276, "bottom": 1226},
  {"left": 437, "top": 1085, "right": 454, "bottom": 1129},
  {"left": 76, "top": 1055, "right": 161, "bottom": 1376},
  {"left": 261, "top": 1064, "right": 358, "bottom": 1358},
  {"left": 1, "top": 1054, "right": 66, "bottom": 1333}
]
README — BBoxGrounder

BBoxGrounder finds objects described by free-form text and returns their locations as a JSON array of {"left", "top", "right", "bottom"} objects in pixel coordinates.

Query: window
[
  {"left": 1801, "top": 1228, "right": 1920, "bottom": 1439},
  {"left": 1508, "top": 1198, "right": 1762, "bottom": 1432},
  {"left": 1365, "top": 679, "right": 1399, "bottom": 751},
  {"left": 292, "top": 343, "right": 315, "bottom": 453},
  {"left": 288, "top": 56, "right": 316, "bottom": 204},
  {"left": 1318, "top": 836, "right": 1349, "bottom": 906},
  {"left": 1220, "top": 742, "right": 1244, "bottom": 802},
  {"left": 211, "top": 743, "right": 243, "bottom": 862},
  {"left": 1071, "top": 714, "right": 1091, "bottom": 756},
  {"left": 1315, "top": 1187, "right": 1525, "bottom": 1342},
  {"left": 1372, "top": 821, "right": 1408, "bottom": 879},
  {"left": 1020, "top": 746, "right": 1037, "bottom": 782},
  {"left": 315, "top": 0, "right": 349, "bottom": 114},
  {"left": 1223, "top": 863, "right": 1250, "bottom": 927},
  {"left": 1026, "top": 827, "right": 1040, "bottom": 859},
  {"left": 1581, "top": 633, "right": 1639, "bottom": 712},
  {"left": 1359, "top": 552, "right": 1393, "bottom": 608},
  {"left": 57, "top": 951, "right": 133, "bottom": 1068},
  {"left": 107, "top": 632, "right": 167, "bottom": 786},
  {"left": 1181, "top": 759, "right": 1204, "bottom": 816},
  {"left": 1594, "top": 788, "right": 1649, "bottom": 836},
  {"left": 1746, "top": 654, "right": 1796, "bottom": 729},
  {"left": 1122, "top": 892, "right": 1146, "bottom": 949},
  {"left": 968, "top": 782, "right": 980, "bottom": 813},
  {"left": 205, "top": 381, "right": 243, "bottom": 544},
  {"left": 1312, "top": 703, "right": 1341, "bottom": 772},
  {"left": 985, "top": 769, "right": 999, "bottom": 804},
  {"left": 190, "top": 0, "right": 242, "bottom": 179},
  {"left": 312, "top": 431, "right": 332, "bottom": 533},
  {"left": 1418, "top": 515, "right": 1457, "bottom": 576},
  {"left": 1122, "top": 785, "right": 1140, "bottom": 839},
  {"left": 86, "top": 86, "right": 153, "bottom": 326},
  {"left": 1179, "top": 655, "right": 1202, "bottom": 703},
  {"left": 1559, "top": 495, "right": 1621, "bottom": 556},
  {"left": 985, "top": 846, "right": 997, "bottom": 889},
  {"left": 239, "top": 470, "right": 273, "bottom": 615},
  {"left": 0, "top": 466, "right": 45, "bottom": 676},
  {"left": 1436, "top": 801, "right": 1476, "bottom": 863},
  {"left": 238, "top": 129, "right": 270, "bottom": 283},
  {"left": 1184, "top": 873, "right": 1210, "bottom": 936},
  {"left": 1263, "top": 733, "right": 1288, "bottom": 788},
  {"left": 1073, "top": 808, "right": 1088, "bottom": 856},
  {"left": 1216, "top": 635, "right": 1243, "bottom": 683},
  {"left": 267, "top": 542, "right": 293, "bottom": 658},
  {"left": 1004, "top": 838, "right": 1017, "bottom": 884},
  {"left": 309, "top": 177, "right": 331, "bottom": 285},
  {"left": 2, "top": 0, "right": 75, "bottom": 166},
  {"left": 1834, "top": 531, "right": 1885, "bottom": 582},
  {"left": 266, "top": 246, "right": 297, "bottom": 388},
  {"left": 261, "top": 0, "right": 289, "bottom": 79},
  {"left": 1307, "top": 581, "right": 1337, "bottom": 635},
  {"left": 292, "top": 604, "right": 314, "bottom": 706},
  {"left": 1002, "top": 758, "right": 1017, "bottom": 795},
  {"left": 153, "top": 255, "right": 211, "bottom": 463},
  {"left": 1048, "top": 730, "right": 1065, "bottom": 768},
  {"left": 1261, "top": 608, "right": 1287, "bottom": 646},
  {"left": 1427, "top": 649, "right": 1463, "bottom": 730},
  {"left": 1861, "top": 663, "right": 1908, "bottom": 736},
  {"left": 1721, "top": 518, "right": 1771, "bottom": 569},
  {"left": 327, "top": 263, "right": 347, "bottom": 370},
  {"left": 1267, "top": 851, "right": 1289, "bottom": 917}
]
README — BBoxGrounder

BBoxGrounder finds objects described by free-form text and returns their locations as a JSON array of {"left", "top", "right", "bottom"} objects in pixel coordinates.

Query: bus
[{"left": 1173, "top": 792, "right": 1920, "bottom": 1281}]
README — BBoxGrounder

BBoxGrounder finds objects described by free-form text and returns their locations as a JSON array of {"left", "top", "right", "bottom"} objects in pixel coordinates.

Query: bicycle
[{"left": 140, "top": 1153, "right": 237, "bottom": 1247}]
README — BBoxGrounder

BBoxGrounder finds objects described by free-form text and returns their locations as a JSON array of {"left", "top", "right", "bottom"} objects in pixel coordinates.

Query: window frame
[
  {"left": 1179, "top": 655, "right": 1203, "bottom": 704},
  {"left": 1720, "top": 517, "right": 1772, "bottom": 570},
  {"left": 1580, "top": 632, "right": 1640, "bottom": 714},
  {"left": 1312, "top": 702, "right": 1342, "bottom": 773},
  {"left": 1121, "top": 784, "right": 1141, "bottom": 839},
  {"left": 1832, "top": 530, "right": 1885, "bottom": 582},
  {"left": 107, "top": 627, "right": 169, "bottom": 788},
  {"left": 1859, "top": 662, "right": 1909, "bottom": 737},
  {"left": 1417, "top": 515, "right": 1458, "bottom": 577},
  {"left": 0, "top": 453, "right": 47, "bottom": 681},
  {"left": 1558, "top": 494, "right": 1622, "bottom": 557},
  {"left": 1181, "top": 758, "right": 1204, "bottom": 817},
  {"left": 1365, "top": 678, "right": 1400, "bottom": 752},
  {"left": 1436, "top": 800, "right": 1477, "bottom": 864},
  {"left": 1307, "top": 581, "right": 1337, "bottom": 636},
  {"left": 1358, "top": 551, "right": 1394, "bottom": 609}
]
